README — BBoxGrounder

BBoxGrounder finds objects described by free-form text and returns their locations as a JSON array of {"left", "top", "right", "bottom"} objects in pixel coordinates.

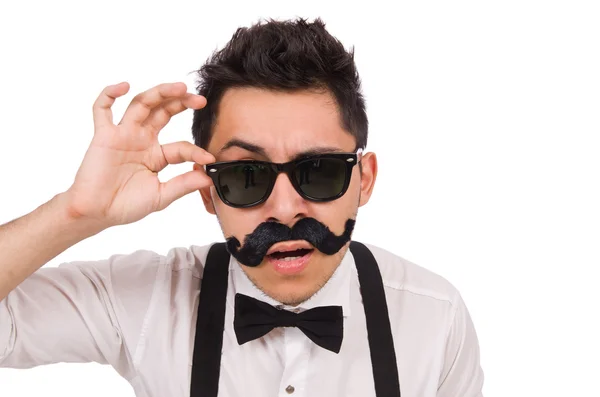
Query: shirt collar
[{"left": 229, "top": 249, "right": 353, "bottom": 317}]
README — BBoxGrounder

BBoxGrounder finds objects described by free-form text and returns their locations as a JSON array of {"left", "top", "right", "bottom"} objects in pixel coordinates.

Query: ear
[
  {"left": 358, "top": 152, "right": 378, "bottom": 207},
  {"left": 193, "top": 163, "right": 216, "bottom": 215}
]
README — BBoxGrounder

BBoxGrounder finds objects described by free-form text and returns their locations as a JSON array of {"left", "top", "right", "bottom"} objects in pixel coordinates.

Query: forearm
[{"left": 0, "top": 192, "right": 105, "bottom": 301}]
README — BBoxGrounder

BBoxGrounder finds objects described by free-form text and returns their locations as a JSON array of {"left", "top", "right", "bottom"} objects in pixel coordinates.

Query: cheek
[
  {"left": 213, "top": 200, "right": 262, "bottom": 237},
  {"left": 310, "top": 191, "right": 359, "bottom": 233}
]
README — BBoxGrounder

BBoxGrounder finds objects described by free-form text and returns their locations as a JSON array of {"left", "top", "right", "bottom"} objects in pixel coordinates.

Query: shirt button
[{"left": 285, "top": 385, "right": 295, "bottom": 394}]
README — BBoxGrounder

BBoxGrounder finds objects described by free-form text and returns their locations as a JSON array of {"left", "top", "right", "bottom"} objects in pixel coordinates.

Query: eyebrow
[
  {"left": 292, "top": 147, "right": 345, "bottom": 160},
  {"left": 218, "top": 138, "right": 345, "bottom": 161},
  {"left": 219, "top": 139, "right": 268, "bottom": 158}
]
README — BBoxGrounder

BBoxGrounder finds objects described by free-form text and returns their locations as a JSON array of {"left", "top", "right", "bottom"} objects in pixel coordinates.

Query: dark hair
[{"left": 191, "top": 17, "right": 368, "bottom": 151}]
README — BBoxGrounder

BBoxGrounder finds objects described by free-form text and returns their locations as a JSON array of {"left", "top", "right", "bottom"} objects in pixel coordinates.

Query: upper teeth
[{"left": 276, "top": 250, "right": 300, "bottom": 255}]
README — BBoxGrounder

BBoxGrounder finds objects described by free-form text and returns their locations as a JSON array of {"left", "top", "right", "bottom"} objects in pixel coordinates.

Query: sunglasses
[{"left": 204, "top": 149, "right": 362, "bottom": 208}]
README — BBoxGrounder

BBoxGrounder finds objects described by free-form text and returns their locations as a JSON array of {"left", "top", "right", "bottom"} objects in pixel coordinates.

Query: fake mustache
[{"left": 226, "top": 218, "right": 356, "bottom": 267}]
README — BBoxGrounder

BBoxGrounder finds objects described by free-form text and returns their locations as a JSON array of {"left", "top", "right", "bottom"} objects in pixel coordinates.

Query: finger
[
  {"left": 160, "top": 141, "right": 216, "bottom": 168},
  {"left": 142, "top": 94, "right": 207, "bottom": 133},
  {"left": 157, "top": 169, "right": 214, "bottom": 211},
  {"left": 118, "top": 82, "right": 189, "bottom": 126},
  {"left": 92, "top": 82, "right": 130, "bottom": 130}
]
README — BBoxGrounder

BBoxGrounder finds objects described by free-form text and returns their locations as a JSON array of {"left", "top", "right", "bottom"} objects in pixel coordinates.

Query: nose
[{"left": 263, "top": 172, "right": 309, "bottom": 224}]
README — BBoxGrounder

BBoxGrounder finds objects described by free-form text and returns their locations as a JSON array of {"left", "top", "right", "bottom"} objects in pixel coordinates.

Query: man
[{"left": 0, "top": 18, "right": 484, "bottom": 396}]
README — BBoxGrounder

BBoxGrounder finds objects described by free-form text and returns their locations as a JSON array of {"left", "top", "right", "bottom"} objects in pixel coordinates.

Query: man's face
[{"left": 198, "top": 87, "right": 377, "bottom": 306}]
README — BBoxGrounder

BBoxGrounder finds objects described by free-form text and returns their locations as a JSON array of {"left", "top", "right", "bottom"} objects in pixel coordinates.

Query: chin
[
  {"left": 269, "top": 285, "right": 319, "bottom": 307},
  {"left": 265, "top": 271, "right": 334, "bottom": 307}
]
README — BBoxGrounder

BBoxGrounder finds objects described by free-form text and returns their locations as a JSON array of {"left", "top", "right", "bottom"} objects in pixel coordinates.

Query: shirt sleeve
[
  {"left": 0, "top": 249, "right": 163, "bottom": 381},
  {"left": 437, "top": 292, "right": 485, "bottom": 397}
]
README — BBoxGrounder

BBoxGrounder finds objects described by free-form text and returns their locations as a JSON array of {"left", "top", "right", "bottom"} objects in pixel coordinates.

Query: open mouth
[
  {"left": 268, "top": 248, "right": 314, "bottom": 261},
  {"left": 266, "top": 248, "right": 314, "bottom": 274}
]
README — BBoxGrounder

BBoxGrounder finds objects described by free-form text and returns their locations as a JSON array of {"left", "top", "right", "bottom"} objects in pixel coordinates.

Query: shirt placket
[{"left": 278, "top": 324, "right": 310, "bottom": 397}]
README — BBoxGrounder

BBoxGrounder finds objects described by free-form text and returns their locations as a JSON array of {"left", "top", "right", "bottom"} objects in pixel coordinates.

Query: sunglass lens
[
  {"left": 293, "top": 158, "right": 347, "bottom": 199},
  {"left": 217, "top": 164, "right": 272, "bottom": 206}
]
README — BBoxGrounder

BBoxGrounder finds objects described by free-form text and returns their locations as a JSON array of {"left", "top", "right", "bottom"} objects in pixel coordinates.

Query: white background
[{"left": 1, "top": 0, "right": 599, "bottom": 396}]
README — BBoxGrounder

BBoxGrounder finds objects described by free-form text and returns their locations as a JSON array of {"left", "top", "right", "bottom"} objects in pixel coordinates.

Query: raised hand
[{"left": 65, "top": 82, "right": 216, "bottom": 228}]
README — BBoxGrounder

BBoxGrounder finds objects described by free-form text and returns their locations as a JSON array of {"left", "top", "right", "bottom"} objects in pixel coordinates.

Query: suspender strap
[
  {"left": 190, "top": 243, "right": 230, "bottom": 397},
  {"left": 350, "top": 241, "right": 401, "bottom": 397}
]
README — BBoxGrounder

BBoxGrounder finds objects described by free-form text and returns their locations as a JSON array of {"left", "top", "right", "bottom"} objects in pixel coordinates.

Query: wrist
[{"left": 51, "top": 191, "right": 109, "bottom": 239}]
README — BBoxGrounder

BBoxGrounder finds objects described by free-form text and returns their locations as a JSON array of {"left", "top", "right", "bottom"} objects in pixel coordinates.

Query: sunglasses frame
[{"left": 204, "top": 149, "right": 363, "bottom": 208}]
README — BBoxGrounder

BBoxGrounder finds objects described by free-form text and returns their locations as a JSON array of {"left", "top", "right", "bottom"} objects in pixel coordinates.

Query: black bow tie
[{"left": 233, "top": 293, "right": 344, "bottom": 353}]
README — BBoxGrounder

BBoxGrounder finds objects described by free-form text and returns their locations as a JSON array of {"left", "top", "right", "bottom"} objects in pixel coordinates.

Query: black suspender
[
  {"left": 350, "top": 241, "right": 401, "bottom": 397},
  {"left": 190, "top": 243, "right": 230, "bottom": 397}
]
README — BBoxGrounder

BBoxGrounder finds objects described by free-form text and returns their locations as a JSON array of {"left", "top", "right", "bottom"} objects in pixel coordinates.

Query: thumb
[{"left": 157, "top": 169, "right": 213, "bottom": 211}]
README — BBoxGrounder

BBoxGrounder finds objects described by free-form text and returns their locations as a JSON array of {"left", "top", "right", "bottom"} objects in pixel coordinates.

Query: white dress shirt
[{"left": 0, "top": 242, "right": 484, "bottom": 396}]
